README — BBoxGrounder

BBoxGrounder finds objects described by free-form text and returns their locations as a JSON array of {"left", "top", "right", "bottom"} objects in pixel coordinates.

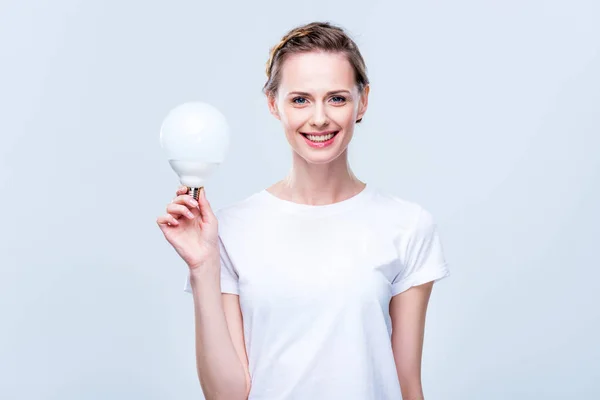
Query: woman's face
[{"left": 268, "top": 51, "right": 369, "bottom": 165}]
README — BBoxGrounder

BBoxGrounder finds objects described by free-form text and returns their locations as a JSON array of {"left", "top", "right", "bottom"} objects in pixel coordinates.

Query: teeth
[{"left": 306, "top": 133, "right": 335, "bottom": 142}]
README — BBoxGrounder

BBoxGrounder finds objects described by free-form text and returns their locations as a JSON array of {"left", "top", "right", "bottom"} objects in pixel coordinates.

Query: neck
[{"left": 268, "top": 149, "right": 366, "bottom": 205}]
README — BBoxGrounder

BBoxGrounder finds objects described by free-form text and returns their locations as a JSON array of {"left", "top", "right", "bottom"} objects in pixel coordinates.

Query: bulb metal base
[{"left": 187, "top": 186, "right": 203, "bottom": 201}]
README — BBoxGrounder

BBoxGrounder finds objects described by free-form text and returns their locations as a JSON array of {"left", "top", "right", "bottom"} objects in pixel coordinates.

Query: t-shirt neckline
[{"left": 258, "top": 184, "right": 374, "bottom": 216}]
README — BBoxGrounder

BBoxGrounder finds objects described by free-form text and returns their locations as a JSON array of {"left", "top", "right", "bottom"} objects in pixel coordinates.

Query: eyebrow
[{"left": 287, "top": 90, "right": 351, "bottom": 96}]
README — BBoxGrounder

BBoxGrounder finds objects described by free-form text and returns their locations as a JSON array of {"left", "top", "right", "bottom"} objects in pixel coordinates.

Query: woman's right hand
[{"left": 156, "top": 186, "right": 219, "bottom": 270}]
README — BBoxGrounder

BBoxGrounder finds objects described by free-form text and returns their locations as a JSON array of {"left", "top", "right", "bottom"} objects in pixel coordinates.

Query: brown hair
[{"left": 263, "top": 21, "right": 369, "bottom": 123}]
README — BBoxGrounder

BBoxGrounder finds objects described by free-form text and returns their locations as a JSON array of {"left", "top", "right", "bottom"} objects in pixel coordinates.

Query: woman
[{"left": 157, "top": 21, "right": 450, "bottom": 400}]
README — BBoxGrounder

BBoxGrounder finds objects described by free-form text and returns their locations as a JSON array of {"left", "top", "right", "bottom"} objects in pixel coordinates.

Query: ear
[
  {"left": 267, "top": 92, "right": 281, "bottom": 120},
  {"left": 356, "top": 85, "right": 370, "bottom": 122}
]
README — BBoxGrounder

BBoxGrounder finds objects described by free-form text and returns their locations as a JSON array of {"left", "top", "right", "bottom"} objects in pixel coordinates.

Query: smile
[{"left": 300, "top": 131, "right": 339, "bottom": 148}]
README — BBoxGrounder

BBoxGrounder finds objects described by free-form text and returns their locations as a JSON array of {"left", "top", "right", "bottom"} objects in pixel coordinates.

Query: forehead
[{"left": 279, "top": 51, "right": 355, "bottom": 93}]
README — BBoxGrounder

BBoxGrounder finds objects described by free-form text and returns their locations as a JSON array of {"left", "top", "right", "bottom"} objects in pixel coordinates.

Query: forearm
[
  {"left": 189, "top": 257, "right": 249, "bottom": 400},
  {"left": 400, "top": 389, "right": 424, "bottom": 400},
  {"left": 398, "top": 374, "right": 424, "bottom": 400}
]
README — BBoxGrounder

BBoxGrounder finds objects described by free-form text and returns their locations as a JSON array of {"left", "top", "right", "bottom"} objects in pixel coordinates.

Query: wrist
[{"left": 188, "top": 253, "right": 220, "bottom": 273}]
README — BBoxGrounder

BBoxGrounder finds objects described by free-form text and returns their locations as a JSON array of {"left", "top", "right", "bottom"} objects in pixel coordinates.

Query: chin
[
  {"left": 301, "top": 152, "right": 342, "bottom": 165},
  {"left": 292, "top": 131, "right": 350, "bottom": 165}
]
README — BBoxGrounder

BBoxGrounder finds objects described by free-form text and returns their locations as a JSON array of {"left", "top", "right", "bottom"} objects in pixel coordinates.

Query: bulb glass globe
[{"left": 160, "top": 102, "right": 230, "bottom": 198}]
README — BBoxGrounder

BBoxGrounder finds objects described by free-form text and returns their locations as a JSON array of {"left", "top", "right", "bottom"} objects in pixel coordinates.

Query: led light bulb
[{"left": 160, "top": 102, "right": 230, "bottom": 200}]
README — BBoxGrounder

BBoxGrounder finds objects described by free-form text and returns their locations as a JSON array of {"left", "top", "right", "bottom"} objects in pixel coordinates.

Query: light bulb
[{"left": 160, "top": 102, "right": 230, "bottom": 200}]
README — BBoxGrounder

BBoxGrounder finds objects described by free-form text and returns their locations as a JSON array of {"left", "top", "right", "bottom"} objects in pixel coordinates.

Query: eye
[
  {"left": 292, "top": 97, "right": 308, "bottom": 105},
  {"left": 331, "top": 96, "right": 346, "bottom": 104}
]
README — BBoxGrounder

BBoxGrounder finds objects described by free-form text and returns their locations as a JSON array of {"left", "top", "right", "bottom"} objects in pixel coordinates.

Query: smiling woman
[
  {"left": 166, "top": 21, "right": 450, "bottom": 400},
  {"left": 262, "top": 22, "right": 370, "bottom": 165},
  {"left": 268, "top": 50, "right": 368, "bottom": 164}
]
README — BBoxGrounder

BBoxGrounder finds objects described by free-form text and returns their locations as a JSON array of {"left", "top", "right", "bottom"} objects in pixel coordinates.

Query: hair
[{"left": 263, "top": 21, "right": 369, "bottom": 123}]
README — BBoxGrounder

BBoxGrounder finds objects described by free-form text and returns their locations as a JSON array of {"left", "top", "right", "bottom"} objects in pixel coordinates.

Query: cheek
[
  {"left": 331, "top": 106, "right": 357, "bottom": 125},
  {"left": 281, "top": 107, "right": 309, "bottom": 128}
]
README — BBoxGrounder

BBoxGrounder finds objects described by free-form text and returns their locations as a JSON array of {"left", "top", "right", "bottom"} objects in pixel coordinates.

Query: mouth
[{"left": 300, "top": 130, "right": 339, "bottom": 144}]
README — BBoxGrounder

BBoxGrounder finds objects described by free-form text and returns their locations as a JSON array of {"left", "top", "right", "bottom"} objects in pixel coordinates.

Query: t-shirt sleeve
[
  {"left": 183, "top": 236, "right": 240, "bottom": 295},
  {"left": 391, "top": 207, "right": 450, "bottom": 296}
]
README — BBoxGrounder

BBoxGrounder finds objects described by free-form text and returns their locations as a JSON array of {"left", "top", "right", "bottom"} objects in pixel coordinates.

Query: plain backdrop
[{"left": 1, "top": 0, "right": 599, "bottom": 399}]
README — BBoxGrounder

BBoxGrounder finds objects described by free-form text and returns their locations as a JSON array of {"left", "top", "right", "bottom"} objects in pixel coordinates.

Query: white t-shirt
[{"left": 184, "top": 185, "right": 450, "bottom": 399}]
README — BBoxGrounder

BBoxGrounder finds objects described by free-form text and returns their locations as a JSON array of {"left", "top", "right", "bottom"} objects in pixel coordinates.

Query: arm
[
  {"left": 189, "top": 258, "right": 251, "bottom": 400},
  {"left": 390, "top": 280, "right": 435, "bottom": 400},
  {"left": 222, "top": 293, "right": 252, "bottom": 395}
]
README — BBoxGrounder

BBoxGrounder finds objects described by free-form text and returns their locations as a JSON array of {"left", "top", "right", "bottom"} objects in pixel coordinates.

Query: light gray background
[{"left": 1, "top": 0, "right": 598, "bottom": 399}]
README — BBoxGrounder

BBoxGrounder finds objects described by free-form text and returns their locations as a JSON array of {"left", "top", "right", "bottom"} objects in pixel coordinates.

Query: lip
[
  {"left": 301, "top": 130, "right": 339, "bottom": 148},
  {"left": 300, "top": 130, "right": 338, "bottom": 136}
]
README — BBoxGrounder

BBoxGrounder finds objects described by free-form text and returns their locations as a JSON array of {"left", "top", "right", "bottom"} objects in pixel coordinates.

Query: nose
[{"left": 309, "top": 103, "right": 329, "bottom": 128}]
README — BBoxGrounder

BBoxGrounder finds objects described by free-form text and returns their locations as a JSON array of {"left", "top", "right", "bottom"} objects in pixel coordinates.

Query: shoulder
[{"left": 367, "top": 186, "right": 433, "bottom": 231}]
